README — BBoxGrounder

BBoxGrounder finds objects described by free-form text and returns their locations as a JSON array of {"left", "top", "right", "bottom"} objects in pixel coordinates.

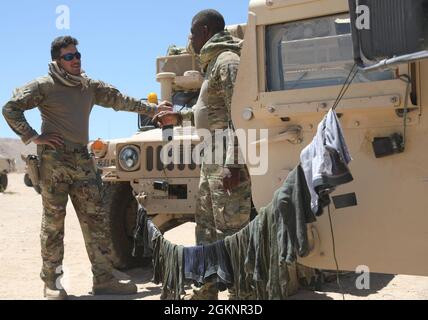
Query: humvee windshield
[
  {"left": 266, "top": 14, "right": 395, "bottom": 91},
  {"left": 138, "top": 91, "right": 199, "bottom": 130}
]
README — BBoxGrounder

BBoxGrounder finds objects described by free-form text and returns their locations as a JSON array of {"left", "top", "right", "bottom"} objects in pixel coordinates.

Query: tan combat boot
[
  {"left": 92, "top": 279, "right": 138, "bottom": 296},
  {"left": 228, "top": 288, "right": 238, "bottom": 300},
  {"left": 183, "top": 282, "right": 219, "bottom": 300},
  {"left": 43, "top": 284, "right": 68, "bottom": 300}
]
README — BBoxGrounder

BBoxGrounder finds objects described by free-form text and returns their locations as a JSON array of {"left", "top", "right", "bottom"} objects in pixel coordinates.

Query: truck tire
[
  {"left": 24, "top": 173, "right": 33, "bottom": 187},
  {"left": 0, "top": 174, "right": 8, "bottom": 192},
  {"left": 102, "top": 182, "right": 149, "bottom": 270}
]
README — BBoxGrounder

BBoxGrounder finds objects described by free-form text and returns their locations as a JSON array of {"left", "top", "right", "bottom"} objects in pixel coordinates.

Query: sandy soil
[{"left": 1, "top": 173, "right": 427, "bottom": 300}]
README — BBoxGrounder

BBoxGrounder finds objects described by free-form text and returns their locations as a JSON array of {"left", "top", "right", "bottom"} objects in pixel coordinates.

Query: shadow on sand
[{"left": 289, "top": 272, "right": 395, "bottom": 300}]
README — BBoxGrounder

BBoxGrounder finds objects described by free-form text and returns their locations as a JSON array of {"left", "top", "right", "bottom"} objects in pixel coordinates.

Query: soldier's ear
[{"left": 203, "top": 25, "right": 211, "bottom": 38}]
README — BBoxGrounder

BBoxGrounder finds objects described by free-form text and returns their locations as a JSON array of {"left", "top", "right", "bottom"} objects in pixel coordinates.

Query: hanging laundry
[
  {"left": 130, "top": 108, "right": 354, "bottom": 300},
  {"left": 133, "top": 165, "right": 318, "bottom": 300},
  {"left": 275, "top": 165, "right": 316, "bottom": 265},
  {"left": 203, "top": 241, "right": 234, "bottom": 291},
  {"left": 300, "top": 109, "right": 353, "bottom": 216},
  {"left": 133, "top": 206, "right": 160, "bottom": 258},
  {"left": 152, "top": 234, "right": 186, "bottom": 300},
  {"left": 133, "top": 207, "right": 185, "bottom": 300},
  {"left": 183, "top": 241, "right": 234, "bottom": 292},
  {"left": 183, "top": 245, "right": 205, "bottom": 284},
  {"left": 225, "top": 165, "right": 316, "bottom": 300},
  {"left": 224, "top": 225, "right": 255, "bottom": 300}
]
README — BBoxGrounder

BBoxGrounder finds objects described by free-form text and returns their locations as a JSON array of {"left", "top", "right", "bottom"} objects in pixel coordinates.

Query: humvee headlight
[{"left": 119, "top": 145, "right": 140, "bottom": 172}]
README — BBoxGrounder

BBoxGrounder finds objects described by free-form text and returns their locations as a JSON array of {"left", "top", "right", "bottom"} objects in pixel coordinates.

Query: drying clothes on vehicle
[
  {"left": 133, "top": 206, "right": 160, "bottom": 258},
  {"left": 133, "top": 206, "right": 185, "bottom": 300},
  {"left": 183, "top": 241, "right": 234, "bottom": 292},
  {"left": 274, "top": 165, "right": 316, "bottom": 265},
  {"left": 133, "top": 165, "right": 319, "bottom": 300},
  {"left": 183, "top": 245, "right": 205, "bottom": 284},
  {"left": 243, "top": 209, "right": 269, "bottom": 299},
  {"left": 300, "top": 109, "right": 353, "bottom": 215},
  {"left": 224, "top": 224, "right": 255, "bottom": 300},
  {"left": 243, "top": 206, "right": 299, "bottom": 300},
  {"left": 152, "top": 232, "right": 185, "bottom": 300},
  {"left": 224, "top": 165, "right": 316, "bottom": 300},
  {"left": 134, "top": 164, "right": 317, "bottom": 300},
  {"left": 129, "top": 109, "right": 353, "bottom": 300},
  {"left": 203, "top": 241, "right": 234, "bottom": 291}
]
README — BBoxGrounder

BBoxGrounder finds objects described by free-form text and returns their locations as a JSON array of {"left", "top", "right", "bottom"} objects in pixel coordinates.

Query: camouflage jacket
[
  {"left": 2, "top": 75, "right": 157, "bottom": 145},
  {"left": 180, "top": 30, "right": 244, "bottom": 167}
]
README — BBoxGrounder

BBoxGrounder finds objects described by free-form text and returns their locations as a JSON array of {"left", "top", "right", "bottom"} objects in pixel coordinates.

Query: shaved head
[
  {"left": 190, "top": 9, "right": 226, "bottom": 54},
  {"left": 192, "top": 9, "right": 225, "bottom": 35}
]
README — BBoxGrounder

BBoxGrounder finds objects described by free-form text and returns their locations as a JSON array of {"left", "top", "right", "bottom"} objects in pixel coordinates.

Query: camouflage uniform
[
  {"left": 38, "top": 143, "right": 114, "bottom": 286},
  {"left": 2, "top": 75, "right": 158, "bottom": 288},
  {"left": 180, "top": 31, "right": 252, "bottom": 299},
  {"left": 196, "top": 164, "right": 251, "bottom": 243}
]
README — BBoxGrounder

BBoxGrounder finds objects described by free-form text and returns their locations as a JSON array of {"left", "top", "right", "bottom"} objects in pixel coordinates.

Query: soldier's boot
[
  {"left": 228, "top": 288, "right": 238, "bottom": 300},
  {"left": 184, "top": 282, "right": 218, "bottom": 300},
  {"left": 92, "top": 279, "right": 138, "bottom": 296},
  {"left": 43, "top": 284, "right": 68, "bottom": 301}
]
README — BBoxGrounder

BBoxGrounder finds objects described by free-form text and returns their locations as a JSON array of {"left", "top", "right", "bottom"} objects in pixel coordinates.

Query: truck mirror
[{"left": 349, "top": 0, "right": 428, "bottom": 63}]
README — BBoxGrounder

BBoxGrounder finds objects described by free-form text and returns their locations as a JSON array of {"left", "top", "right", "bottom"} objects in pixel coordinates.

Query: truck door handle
[{"left": 252, "top": 125, "right": 303, "bottom": 145}]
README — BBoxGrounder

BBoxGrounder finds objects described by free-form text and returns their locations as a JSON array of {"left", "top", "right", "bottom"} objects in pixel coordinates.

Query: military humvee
[
  {"left": 0, "top": 156, "right": 16, "bottom": 192},
  {"left": 231, "top": 0, "right": 428, "bottom": 277},
  {"left": 95, "top": 0, "right": 428, "bottom": 279}
]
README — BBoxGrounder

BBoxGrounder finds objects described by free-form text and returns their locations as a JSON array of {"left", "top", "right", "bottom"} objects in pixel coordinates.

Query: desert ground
[{"left": 1, "top": 173, "right": 428, "bottom": 300}]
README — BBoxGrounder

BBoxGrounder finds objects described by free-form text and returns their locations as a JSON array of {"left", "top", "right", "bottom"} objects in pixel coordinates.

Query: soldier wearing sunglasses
[{"left": 2, "top": 36, "right": 172, "bottom": 300}]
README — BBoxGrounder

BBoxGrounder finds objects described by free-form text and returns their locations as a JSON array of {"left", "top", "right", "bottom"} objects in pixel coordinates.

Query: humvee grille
[{"left": 145, "top": 145, "right": 197, "bottom": 172}]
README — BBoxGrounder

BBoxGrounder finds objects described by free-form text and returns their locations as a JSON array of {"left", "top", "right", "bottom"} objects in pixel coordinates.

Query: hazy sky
[{"left": 0, "top": 0, "right": 249, "bottom": 141}]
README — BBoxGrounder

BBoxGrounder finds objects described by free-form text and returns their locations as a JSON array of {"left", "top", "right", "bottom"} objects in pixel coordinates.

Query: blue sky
[{"left": 0, "top": 0, "right": 249, "bottom": 141}]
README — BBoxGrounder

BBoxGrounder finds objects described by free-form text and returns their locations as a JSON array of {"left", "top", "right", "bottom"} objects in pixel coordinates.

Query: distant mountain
[{"left": 0, "top": 138, "right": 36, "bottom": 172}]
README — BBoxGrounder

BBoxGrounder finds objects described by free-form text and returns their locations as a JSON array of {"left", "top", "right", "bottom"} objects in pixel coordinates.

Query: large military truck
[
  {"left": 96, "top": 0, "right": 428, "bottom": 279},
  {"left": 0, "top": 156, "right": 16, "bottom": 192},
  {"left": 231, "top": 0, "right": 428, "bottom": 277}
]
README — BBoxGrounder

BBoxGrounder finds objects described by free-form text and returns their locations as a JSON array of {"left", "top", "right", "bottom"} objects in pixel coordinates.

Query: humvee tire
[
  {"left": 102, "top": 182, "right": 146, "bottom": 270},
  {"left": 24, "top": 173, "right": 41, "bottom": 194},
  {"left": 0, "top": 174, "right": 8, "bottom": 192},
  {"left": 24, "top": 173, "right": 33, "bottom": 187},
  {"left": 102, "top": 182, "right": 195, "bottom": 270}
]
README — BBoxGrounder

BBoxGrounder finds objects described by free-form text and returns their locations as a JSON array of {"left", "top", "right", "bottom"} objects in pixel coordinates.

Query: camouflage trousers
[
  {"left": 195, "top": 163, "right": 252, "bottom": 245},
  {"left": 38, "top": 144, "right": 114, "bottom": 287},
  {"left": 193, "top": 162, "right": 252, "bottom": 299}
]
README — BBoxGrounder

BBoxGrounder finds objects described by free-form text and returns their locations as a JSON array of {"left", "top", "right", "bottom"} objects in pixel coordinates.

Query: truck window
[{"left": 266, "top": 14, "right": 395, "bottom": 92}]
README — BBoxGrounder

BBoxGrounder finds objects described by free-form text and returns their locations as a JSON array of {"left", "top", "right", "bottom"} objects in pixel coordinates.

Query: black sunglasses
[{"left": 60, "top": 52, "right": 81, "bottom": 62}]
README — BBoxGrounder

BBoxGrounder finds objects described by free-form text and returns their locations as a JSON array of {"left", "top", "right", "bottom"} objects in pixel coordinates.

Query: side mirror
[{"left": 349, "top": 0, "right": 428, "bottom": 63}]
